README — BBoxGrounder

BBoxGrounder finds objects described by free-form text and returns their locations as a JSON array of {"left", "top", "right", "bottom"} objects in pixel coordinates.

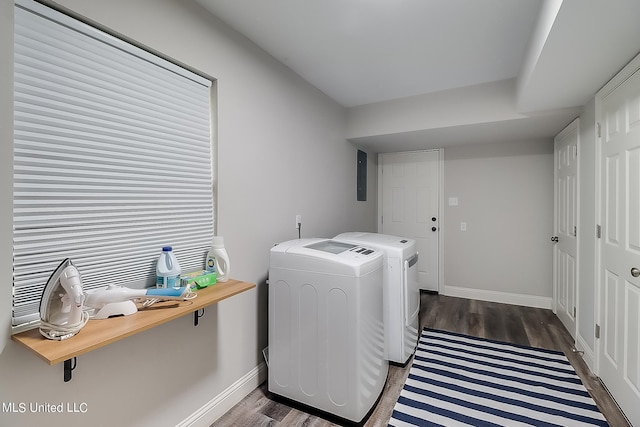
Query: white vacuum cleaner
[{"left": 39, "top": 258, "right": 196, "bottom": 340}]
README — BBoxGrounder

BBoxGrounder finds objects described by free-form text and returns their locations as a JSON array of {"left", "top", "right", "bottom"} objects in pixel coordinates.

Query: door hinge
[
  {"left": 574, "top": 225, "right": 577, "bottom": 237},
  {"left": 596, "top": 224, "right": 601, "bottom": 239},
  {"left": 381, "top": 216, "right": 383, "bottom": 225},
  {"left": 573, "top": 307, "right": 576, "bottom": 317},
  {"left": 595, "top": 324, "right": 601, "bottom": 339},
  {"left": 573, "top": 145, "right": 578, "bottom": 158},
  {"left": 597, "top": 122, "right": 601, "bottom": 138}
]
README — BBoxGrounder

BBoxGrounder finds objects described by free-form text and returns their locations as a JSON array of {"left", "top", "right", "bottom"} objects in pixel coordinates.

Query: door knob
[
  {"left": 632, "top": 267, "right": 640, "bottom": 278},
  {"left": 551, "top": 236, "right": 559, "bottom": 242},
  {"left": 431, "top": 227, "right": 437, "bottom": 232}
]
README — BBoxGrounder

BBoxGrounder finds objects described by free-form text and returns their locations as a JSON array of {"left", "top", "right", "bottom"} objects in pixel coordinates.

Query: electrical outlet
[{"left": 295, "top": 214, "right": 302, "bottom": 229}]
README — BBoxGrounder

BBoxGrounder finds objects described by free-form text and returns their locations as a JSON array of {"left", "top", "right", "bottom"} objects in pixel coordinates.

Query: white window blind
[{"left": 13, "top": 0, "right": 215, "bottom": 327}]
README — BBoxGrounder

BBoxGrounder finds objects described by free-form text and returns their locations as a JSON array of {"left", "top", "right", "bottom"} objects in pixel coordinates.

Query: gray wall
[
  {"left": 0, "top": 0, "right": 13, "bottom": 356},
  {"left": 443, "top": 140, "right": 555, "bottom": 305},
  {"left": 0, "top": 1, "right": 377, "bottom": 426}
]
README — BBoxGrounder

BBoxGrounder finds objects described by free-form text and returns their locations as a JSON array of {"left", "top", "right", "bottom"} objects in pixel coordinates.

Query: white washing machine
[
  {"left": 268, "top": 238, "right": 388, "bottom": 423},
  {"left": 335, "top": 232, "right": 420, "bottom": 365}
]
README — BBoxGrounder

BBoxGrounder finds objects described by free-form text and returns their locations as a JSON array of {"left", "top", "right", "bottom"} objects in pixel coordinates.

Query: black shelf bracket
[
  {"left": 64, "top": 357, "right": 77, "bottom": 382},
  {"left": 194, "top": 308, "right": 205, "bottom": 326}
]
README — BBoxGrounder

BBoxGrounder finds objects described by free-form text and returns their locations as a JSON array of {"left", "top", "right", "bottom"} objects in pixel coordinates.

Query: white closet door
[
  {"left": 553, "top": 119, "right": 579, "bottom": 339},
  {"left": 598, "top": 64, "right": 640, "bottom": 426}
]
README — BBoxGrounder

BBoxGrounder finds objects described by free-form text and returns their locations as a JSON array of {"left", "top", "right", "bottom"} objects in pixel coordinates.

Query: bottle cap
[
  {"left": 162, "top": 246, "right": 172, "bottom": 251},
  {"left": 211, "top": 236, "right": 224, "bottom": 249}
]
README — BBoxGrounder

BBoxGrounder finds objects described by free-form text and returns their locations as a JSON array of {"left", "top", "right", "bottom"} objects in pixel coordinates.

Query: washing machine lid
[
  {"left": 270, "top": 238, "right": 383, "bottom": 276},
  {"left": 334, "top": 232, "right": 416, "bottom": 259}
]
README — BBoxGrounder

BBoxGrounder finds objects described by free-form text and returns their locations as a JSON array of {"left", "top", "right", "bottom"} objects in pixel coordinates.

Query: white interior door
[
  {"left": 380, "top": 150, "right": 440, "bottom": 291},
  {"left": 598, "top": 65, "right": 640, "bottom": 426},
  {"left": 553, "top": 119, "right": 579, "bottom": 339}
]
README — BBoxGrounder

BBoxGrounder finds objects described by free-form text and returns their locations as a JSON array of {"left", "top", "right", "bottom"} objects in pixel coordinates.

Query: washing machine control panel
[{"left": 351, "top": 247, "right": 375, "bottom": 255}]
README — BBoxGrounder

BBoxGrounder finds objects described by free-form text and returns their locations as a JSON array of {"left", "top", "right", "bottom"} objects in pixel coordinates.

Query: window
[{"left": 12, "top": 0, "right": 215, "bottom": 328}]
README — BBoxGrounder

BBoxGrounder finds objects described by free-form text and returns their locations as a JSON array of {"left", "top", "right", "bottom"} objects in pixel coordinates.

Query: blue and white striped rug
[{"left": 389, "top": 328, "right": 609, "bottom": 426}]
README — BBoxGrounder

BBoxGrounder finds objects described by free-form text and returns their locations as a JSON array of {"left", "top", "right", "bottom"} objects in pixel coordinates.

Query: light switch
[
  {"left": 449, "top": 197, "right": 459, "bottom": 206},
  {"left": 460, "top": 222, "right": 467, "bottom": 231}
]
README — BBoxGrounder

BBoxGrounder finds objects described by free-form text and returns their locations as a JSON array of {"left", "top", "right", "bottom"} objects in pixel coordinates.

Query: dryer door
[{"left": 404, "top": 253, "right": 420, "bottom": 326}]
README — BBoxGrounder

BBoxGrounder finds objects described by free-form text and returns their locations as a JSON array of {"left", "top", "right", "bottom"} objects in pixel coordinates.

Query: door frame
[
  {"left": 594, "top": 53, "right": 640, "bottom": 377},
  {"left": 377, "top": 149, "right": 444, "bottom": 293}
]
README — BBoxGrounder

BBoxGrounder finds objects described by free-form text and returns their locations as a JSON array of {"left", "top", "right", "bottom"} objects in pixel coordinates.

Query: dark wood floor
[{"left": 212, "top": 292, "right": 630, "bottom": 427}]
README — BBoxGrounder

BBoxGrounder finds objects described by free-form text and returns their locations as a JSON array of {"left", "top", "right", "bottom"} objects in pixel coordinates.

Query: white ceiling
[{"left": 196, "top": 0, "right": 640, "bottom": 152}]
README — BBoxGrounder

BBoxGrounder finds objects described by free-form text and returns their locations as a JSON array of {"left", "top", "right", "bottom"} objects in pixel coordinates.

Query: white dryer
[
  {"left": 268, "top": 238, "right": 388, "bottom": 423},
  {"left": 335, "top": 232, "right": 419, "bottom": 365}
]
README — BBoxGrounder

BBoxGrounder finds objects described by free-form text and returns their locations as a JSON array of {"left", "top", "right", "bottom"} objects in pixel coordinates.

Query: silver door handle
[{"left": 632, "top": 267, "right": 640, "bottom": 278}]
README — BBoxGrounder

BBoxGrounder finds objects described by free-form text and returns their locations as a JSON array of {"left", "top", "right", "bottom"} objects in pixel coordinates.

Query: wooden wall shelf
[{"left": 12, "top": 279, "right": 255, "bottom": 381}]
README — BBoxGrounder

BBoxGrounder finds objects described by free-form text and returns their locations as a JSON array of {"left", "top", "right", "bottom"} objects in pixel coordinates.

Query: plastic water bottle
[
  {"left": 206, "top": 236, "right": 230, "bottom": 282},
  {"left": 156, "top": 246, "right": 181, "bottom": 288}
]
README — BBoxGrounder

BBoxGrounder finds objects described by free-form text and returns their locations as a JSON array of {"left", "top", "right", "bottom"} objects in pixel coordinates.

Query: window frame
[{"left": 12, "top": 0, "right": 217, "bottom": 331}]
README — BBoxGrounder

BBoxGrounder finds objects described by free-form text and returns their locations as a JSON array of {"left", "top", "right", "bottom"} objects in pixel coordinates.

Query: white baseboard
[
  {"left": 575, "top": 332, "right": 597, "bottom": 373},
  {"left": 442, "top": 285, "right": 553, "bottom": 309},
  {"left": 177, "top": 362, "right": 267, "bottom": 427}
]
